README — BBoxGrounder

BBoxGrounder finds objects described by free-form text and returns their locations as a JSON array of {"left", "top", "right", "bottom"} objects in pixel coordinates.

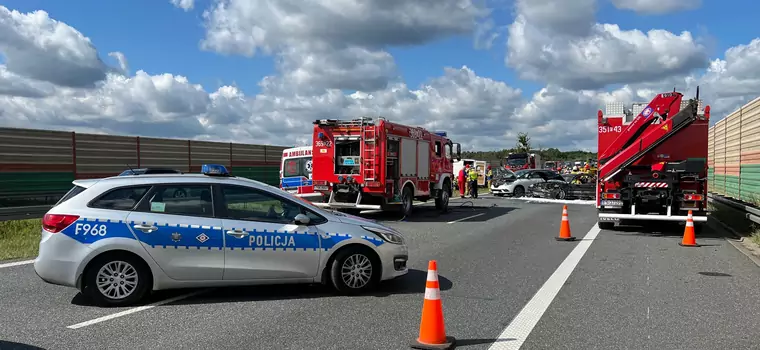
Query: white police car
[{"left": 34, "top": 164, "right": 409, "bottom": 307}]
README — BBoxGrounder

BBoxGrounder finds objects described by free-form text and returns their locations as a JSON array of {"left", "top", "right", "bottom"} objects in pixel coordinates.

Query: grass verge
[
  {"left": 0, "top": 218, "right": 41, "bottom": 261},
  {"left": 709, "top": 201, "right": 760, "bottom": 257}
]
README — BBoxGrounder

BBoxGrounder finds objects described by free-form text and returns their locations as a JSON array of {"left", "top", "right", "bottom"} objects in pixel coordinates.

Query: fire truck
[
  {"left": 596, "top": 88, "right": 710, "bottom": 230},
  {"left": 504, "top": 152, "right": 541, "bottom": 171},
  {"left": 310, "top": 117, "right": 462, "bottom": 216}
]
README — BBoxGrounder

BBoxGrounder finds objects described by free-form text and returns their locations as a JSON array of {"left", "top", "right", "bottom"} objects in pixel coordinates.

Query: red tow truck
[
  {"left": 310, "top": 118, "right": 462, "bottom": 216},
  {"left": 504, "top": 152, "right": 541, "bottom": 171},
  {"left": 596, "top": 88, "right": 711, "bottom": 230}
]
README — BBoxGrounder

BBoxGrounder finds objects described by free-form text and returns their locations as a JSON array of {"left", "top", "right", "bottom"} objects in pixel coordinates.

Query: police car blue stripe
[{"left": 61, "top": 219, "right": 384, "bottom": 250}]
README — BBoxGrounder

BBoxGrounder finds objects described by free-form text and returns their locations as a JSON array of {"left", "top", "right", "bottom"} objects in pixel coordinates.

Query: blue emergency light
[
  {"left": 201, "top": 164, "right": 230, "bottom": 176},
  {"left": 434, "top": 131, "right": 447, "bottom": 137}
]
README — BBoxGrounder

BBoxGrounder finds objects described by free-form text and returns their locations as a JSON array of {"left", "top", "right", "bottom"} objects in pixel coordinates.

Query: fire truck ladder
[
  {"left": 599, "top": 100, "right": 701, "bottom": 182},
  {"left": 362, "top": 125, "right": 377, "bottom": 181}
]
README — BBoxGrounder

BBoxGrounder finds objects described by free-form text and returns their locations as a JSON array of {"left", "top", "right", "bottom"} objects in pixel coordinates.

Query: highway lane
[
  {"left": 2, "top": 198, "right": 758, "bottom": 350},
  {"left": 521, "top": 219, "right": 760, "bottom": 350},
  {"left": 0, "top": 198, "right": 597, "bottom": 350}
]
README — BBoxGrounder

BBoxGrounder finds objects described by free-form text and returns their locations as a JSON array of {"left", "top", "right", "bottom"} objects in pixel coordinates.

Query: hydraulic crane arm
[
  {"left": 598, "top": 93, "right": 683, "bottom": 164},
  {"left": 598, "top": 98, "right": 702, "bottom": 181}
]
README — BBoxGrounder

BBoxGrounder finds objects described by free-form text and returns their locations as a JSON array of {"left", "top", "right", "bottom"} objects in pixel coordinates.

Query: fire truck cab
[{"left": 310, "top": 117, "right": 461, "bottom": 216}]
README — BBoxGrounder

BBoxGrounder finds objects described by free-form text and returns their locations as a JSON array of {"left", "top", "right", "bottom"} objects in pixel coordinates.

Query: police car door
[
  {"left": 217, "top": 184, "right": 321, "bottom": 280},
  {"left": 125, "top": 184, "right": 224, "bottom": 281}
]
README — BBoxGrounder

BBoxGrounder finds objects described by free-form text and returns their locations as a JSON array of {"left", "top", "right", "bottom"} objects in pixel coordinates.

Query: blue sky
[
  {"left": 1, "top": 0, "right": 759, "bottom": 151},
  {"left": 6, "top": 0, "right": 756, "bottom": 100}
]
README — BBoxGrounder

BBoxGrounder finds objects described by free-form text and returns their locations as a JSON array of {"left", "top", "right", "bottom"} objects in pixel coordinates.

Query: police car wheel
[
  {"left": 330, "top": 247, "right": 379, "bottom": 294},
  {"left": 84, "top": 253, "right": 150, "bottom": 307}
]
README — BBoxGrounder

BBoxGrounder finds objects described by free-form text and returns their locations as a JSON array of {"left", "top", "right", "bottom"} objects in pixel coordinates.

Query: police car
[{"left": 34, "top": 164, "right": 409, "bottom": 307}]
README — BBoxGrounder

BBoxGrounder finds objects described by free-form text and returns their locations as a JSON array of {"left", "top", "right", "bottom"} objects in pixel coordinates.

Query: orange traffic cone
[
  {"left": 556, "top": 205, "right": 576, "bottom": 241},
  {"left": 679, "top": 210, "right": 699, "bottom": 247},
  {"left": 411, "top": 260, "right": 455, "bottom": 350}
]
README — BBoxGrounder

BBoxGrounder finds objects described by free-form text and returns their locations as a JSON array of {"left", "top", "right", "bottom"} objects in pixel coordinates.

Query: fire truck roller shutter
[
  {"left": 417, "top": 140, "right": 430, "bottom": 181},
  {"left": 400, "top": 138, "right": 418, "bottom": 177}
]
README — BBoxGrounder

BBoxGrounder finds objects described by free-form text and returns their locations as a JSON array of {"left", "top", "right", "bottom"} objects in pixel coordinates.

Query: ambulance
[{"left": 280, "top": 146, "right": 322, "bottom": 200}]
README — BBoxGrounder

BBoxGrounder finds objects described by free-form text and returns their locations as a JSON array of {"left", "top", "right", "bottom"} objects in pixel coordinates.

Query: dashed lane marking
[
  {"left": 446, "top": 213, "right": 484, "bottom": 224},
  {"left": 0, "top": 259, "right": 35, "bottom": 269},
  {"left": 67, "top": 289, "right": 211, "bottom": 329},
  {"left": 488, "top": 224, "right": 601, "bottom": 350}
]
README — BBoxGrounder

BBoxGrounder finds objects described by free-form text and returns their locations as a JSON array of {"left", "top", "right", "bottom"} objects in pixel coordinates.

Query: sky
[{"left": 1, "top": 0, "right": 760, "bottom": 152}]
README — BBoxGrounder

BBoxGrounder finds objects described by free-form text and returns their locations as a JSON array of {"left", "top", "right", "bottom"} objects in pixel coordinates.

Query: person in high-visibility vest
[{"left": 468, "top": 166, "right": 479, "bottom": 198}]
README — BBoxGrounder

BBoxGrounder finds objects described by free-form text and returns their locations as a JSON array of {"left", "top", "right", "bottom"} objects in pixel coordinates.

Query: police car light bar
[{"left": 201, "top": 164, "right": 230, "bottom": 176}]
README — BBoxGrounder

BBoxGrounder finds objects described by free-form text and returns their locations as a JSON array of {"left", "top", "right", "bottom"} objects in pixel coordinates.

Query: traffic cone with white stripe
[
  {"left": 411, "top": 260, "right": 455, "bottom": 350},
  {"left": 679, "top": 210, "right": 698, "bottom": 247},
  {"left": 555, "top": 205, "right": 576, "bottom": 241}
]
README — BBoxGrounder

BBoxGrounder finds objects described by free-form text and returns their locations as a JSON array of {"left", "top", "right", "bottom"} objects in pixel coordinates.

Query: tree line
[{"left": 461, "top": 132, "right": 597, "bottom": 166}]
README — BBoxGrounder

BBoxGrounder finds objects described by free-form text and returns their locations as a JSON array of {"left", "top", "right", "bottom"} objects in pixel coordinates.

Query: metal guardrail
[
  {"left": 0, "top": 205, "right": 51, "bottom": 222},
  {"left": 707, "top": 193, "right": 760, "bottom": 225}
]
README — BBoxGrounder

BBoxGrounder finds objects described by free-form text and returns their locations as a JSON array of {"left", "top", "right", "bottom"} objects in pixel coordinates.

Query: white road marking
[
  {"left": 447, "top": 213, "right": 484, "bottom": 224},
  {"left": 67, "top": 289, "right": 210, "bottom": 329},
  {"left": 0, "top": 259, "right": 35, "bottom": 269},
  {"left": 488, "top": 225, "right": 601, "bottom": 350}
]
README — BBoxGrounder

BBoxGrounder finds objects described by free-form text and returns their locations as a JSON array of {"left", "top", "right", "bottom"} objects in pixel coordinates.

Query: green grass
[{"left": 0, "top": 218, "right": 41, "bottom": 261}]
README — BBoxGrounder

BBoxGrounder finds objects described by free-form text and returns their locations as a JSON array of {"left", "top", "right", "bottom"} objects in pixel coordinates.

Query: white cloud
[
  {"left": 0, "top": 7, "right": 118, "bottom": 88},
  {"left": 506, "top": 0, "right": 709, "bottom": 90},
  {"left": 170, "top": 0, "right": 195, "bottom": 11},
  {"left": 1, "top": 3, "right": 760, "bottom": 154},
  {"left": 611, "top": 0, "right": 702, "bottom": 15}
]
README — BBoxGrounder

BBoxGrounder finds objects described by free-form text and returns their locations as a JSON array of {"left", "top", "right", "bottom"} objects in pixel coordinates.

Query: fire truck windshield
[{"left": 506, "top": 157, "right": 527, "bottom": 167}]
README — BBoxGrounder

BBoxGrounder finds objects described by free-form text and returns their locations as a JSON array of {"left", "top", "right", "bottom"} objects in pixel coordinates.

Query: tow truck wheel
[
  {"left": 435, "top": 182, "right": 450, "bottom": 212},
  {"left": 401, "top": 186, "right": 414, "bottom": 217}
]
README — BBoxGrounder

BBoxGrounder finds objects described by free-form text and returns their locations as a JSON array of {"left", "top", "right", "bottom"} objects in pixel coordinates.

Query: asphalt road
[{"left": 1, "top": 196, "right": 759, "bottom": 350}]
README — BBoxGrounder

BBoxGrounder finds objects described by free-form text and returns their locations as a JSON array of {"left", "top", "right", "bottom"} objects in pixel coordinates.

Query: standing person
[
  {"left": 468, "top": 165, "right": 479, "bottom": 198},
  {"left": 486, "top": 165, "right": 493, "bottom": 190},
  {"left": 458, "top": 166, "right": 466, "bottom": 198}
]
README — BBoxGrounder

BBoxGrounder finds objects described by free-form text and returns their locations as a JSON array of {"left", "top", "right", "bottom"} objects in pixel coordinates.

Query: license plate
[
  {"left": 601, "top": 200, "right": 623, "bottom": 207},
  {"left": 287, "top": 190, "right": 297, "bottom": 194},
  {"left": 314, "top": 185, "right": 329, "bottom": 191}
]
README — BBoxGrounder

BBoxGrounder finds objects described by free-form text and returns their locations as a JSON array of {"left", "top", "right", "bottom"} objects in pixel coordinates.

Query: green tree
[{"left": 516, "top": 132, "right": 531, "bottom": 153}]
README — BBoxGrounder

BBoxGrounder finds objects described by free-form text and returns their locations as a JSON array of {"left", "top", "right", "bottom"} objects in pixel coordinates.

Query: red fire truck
[
  {"left": 596, "top": 88, "right": 710, "bottom": 230},
  {"left": 504, "top": 152, "right": 541, "bottom": 171},
  {"left": 310, "top": 117, "right": 462, "bottom": 216}
]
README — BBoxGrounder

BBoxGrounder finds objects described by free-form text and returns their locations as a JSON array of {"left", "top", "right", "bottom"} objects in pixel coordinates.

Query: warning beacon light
[{"left": 201, "top": 164, "right": 230, "bottom": 176}]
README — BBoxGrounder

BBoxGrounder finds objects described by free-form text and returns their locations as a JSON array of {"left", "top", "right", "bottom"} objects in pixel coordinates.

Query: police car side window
[
  {"left": 143, "top": 185, "right": 214, "bottom": 217},
  {"left": 221, "top": 185, "right": 302, "bottom": 224},
  {"left": 90, "top": 186, "right": 151, "bottom": 211}
]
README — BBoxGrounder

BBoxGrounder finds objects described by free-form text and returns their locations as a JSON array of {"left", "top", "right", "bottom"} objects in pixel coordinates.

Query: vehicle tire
[
  {"left": 513, "top": 186, "right": 525, "bottom": 198},
  {"left": 435, "top": 182, "right": 450, "bottom": 212},
  {"left": 598, "top": 221, "right": 615, "bottom": 230},
  {"left": 555, "top": 188, "right": 566, "bottom": 200},
  {"left": 83, "top": 252, "right": 150, "bottom": 307},
  {"left": 401, "top": 186, "right": 414, "bottom": 217},
  {"left": 173, "top": 189, "right": 187, "bottom": 198},
  {"left": 329, "top": 246, "right": 379, "bottom": 295}
]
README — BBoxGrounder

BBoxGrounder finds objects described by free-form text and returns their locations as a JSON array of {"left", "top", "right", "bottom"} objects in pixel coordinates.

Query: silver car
[
  {"left": 490, "top": 169, "right": 564, "bottom": 197},
  {"left": 35, "top": 164, "right": 409, "bottom": 307}
]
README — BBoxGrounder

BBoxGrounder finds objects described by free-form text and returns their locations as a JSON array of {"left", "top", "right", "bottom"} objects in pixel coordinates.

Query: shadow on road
[
  {"left": 0, "top": 341, "right": 46, "bottom": 350},
  {"left": 364, "top": 204, "right": 516, "bottom": 223},
  {"left": 610, "top": 222, "right": 729, "bottom": 239},
  {"left": 71, "top": 268, "right": 453, "bottom": 307},
  {"left": 452, "top": 338, "right": 515, "bottom": 349}
]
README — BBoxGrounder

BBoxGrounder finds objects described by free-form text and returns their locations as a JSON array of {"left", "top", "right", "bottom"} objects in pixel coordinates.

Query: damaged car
[
  {"left": 527, "top": 173, "right": 596, "bottom": 200},
  {"left": 491, "top": 169, "right": 565, "bottom": 197}
]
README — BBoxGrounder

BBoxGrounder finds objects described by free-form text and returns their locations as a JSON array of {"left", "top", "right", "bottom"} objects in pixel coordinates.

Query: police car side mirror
[{"left": 294, "top": 213, "right": 311, "bottom": 226}]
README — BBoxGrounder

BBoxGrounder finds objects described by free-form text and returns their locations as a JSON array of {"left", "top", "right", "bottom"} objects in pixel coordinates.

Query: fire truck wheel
[
  {"left": 598, "top": 221, "right": 615, "bottom": 230},
  {"left": 435, "top": 182, "right": 450, "bottom": 212},
  {"left": 401, "top": 186, "right": 414, "bottom": 217}
]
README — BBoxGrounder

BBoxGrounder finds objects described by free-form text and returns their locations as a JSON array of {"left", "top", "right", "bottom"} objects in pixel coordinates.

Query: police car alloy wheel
[
  {"left": 83, "top": 253, "right": 150, "bottom": 307},
  {"left": 330, "top": 247, "right": 379, "bottom": 294}
]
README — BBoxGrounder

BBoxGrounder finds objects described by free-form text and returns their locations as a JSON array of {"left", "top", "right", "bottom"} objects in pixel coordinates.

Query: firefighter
[
  {"left": 468, "top": 165, "right": 479, "bottom": 198},
  {"left": 458, "top": 166, "right": 467, "bottom": 198}
]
